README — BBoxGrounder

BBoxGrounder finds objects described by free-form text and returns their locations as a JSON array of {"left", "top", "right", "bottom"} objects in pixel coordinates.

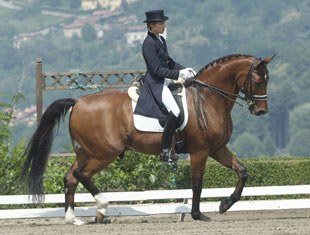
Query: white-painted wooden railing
[{"left": 1, "top": 185, "right": 309, "bottom": 219}]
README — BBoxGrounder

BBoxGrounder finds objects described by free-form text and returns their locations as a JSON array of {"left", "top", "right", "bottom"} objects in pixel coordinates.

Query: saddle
[{"left": 128, "top": 77, "right": 189, "bottom": 133}]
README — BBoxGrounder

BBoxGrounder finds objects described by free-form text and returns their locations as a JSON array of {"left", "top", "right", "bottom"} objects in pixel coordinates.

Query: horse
[{"left": 21, "top": 54, "right": 274, "bottom": 225}]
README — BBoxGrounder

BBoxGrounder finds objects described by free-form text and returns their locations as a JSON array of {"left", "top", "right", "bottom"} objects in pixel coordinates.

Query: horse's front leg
[
  {"left": 210, "top": 146, "right": 248, "bottom": 213},
  {"left": 190, "top": 152, "right": 210, "bottom": 221}
]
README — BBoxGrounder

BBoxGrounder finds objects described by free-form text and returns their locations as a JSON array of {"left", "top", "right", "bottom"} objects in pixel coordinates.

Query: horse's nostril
[{"left": 256, "top": 110, "right": 267, "bottom": 116}]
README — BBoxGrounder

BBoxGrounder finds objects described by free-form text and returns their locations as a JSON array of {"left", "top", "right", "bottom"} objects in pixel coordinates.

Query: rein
[
  {"left": 191, "top": 79, "right": 248, "bottom": 108},
  {"left": 190, "top": 58, "right": 264, "bottom": 108},
  {"left": 188, "top": 58, "right": 264, "bottom": 130}
]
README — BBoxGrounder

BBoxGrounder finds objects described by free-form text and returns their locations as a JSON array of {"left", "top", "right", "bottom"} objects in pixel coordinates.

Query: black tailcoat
[{"left": 134, "top": 31, "right": 185, "bottom": 119}]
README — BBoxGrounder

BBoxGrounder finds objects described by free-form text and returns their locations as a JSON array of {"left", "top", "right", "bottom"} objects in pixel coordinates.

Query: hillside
[{"left": 0, "top": 0, "right": 309, "bottom": 156}]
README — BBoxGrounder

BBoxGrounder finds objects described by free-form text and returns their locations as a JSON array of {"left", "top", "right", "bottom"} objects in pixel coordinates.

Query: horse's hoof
[
  {"left": 95, "top": 211, "right": 112, "bottom": 224},
  {"left": 198, "top": 214, "right": 211, "bottom": 222},
  {"left": 95, "top": 210, "right": 105, "bottom": 223},
  {"left": 219, "top": 198, "right": 233, "bottom": 214},
  {"left": 191, "top": 212, "right": 211, "bottom": 222},
  {"left": 94, "top": 217, "right": 112, "bottom": 224},
  {"left": 66, "top": 217, "right": 85, "bottom": 226},
  {"left": 65, "top": 207, "right": 85, "bottom": 225}
]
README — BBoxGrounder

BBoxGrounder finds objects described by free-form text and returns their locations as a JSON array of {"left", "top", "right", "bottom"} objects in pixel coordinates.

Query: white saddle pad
[{"left": 132, "top": 85, "right": 189, "bottom": 132}]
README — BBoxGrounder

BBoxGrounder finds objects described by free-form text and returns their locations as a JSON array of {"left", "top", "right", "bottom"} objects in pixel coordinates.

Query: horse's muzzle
[
  {"left": 249, "top": 95, "right": 268, "bottom": 116},
  {"left": 254, "top": 109, "right": 268, "bottom": 116},
  {"left": 249, "top": 104, "right": 268, "bottom": 116}
]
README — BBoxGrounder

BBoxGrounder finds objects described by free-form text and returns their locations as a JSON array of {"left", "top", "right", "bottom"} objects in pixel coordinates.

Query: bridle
[
  {"left": 188, "top": 58, "right": 268, "bottom": 109},
  {"left": 241, "top": 58, "right": 268, "bottom": 107},
  {"left": 187, "top": 58, "right": 268, "bottom": 130}
]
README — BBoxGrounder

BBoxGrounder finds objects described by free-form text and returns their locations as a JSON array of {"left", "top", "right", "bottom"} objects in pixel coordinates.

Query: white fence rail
[{"left": 1, "top": 185, "right": 309, "bottom": 220}]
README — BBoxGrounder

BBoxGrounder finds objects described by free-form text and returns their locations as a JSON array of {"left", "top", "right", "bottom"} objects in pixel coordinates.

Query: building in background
[
  {"left": 81, "top": 0, "right": 138, "bottom": 11},
  {"left": 125, "top": 26, "right": 167, "bottom": 47}
]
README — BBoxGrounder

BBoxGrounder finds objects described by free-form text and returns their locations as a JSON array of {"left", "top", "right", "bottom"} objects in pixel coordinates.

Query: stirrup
[{"left": 160, "top": 148, "right": 178, "bottom": 162}]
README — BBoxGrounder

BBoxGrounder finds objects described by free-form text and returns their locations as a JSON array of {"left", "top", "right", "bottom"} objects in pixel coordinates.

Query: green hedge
[
  {"left": 43, "top": 152, "right": 175, "bottom": 194},
  {"left": 43, "top": 154, "right": 310, "bottom": 194},
  {"left": 175, "top": 157, "right": 310, "bottom": 189},
  {"left": 0, "top": 141, "right": 26, "bottom": 195},
  {"left": 1, "top": 151, "right": 310, "bottom": 195}
]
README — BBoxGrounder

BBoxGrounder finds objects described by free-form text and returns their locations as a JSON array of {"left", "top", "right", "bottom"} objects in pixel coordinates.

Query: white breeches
[{"left": 162, "top": 83, "right": 180, "bottom": 117}]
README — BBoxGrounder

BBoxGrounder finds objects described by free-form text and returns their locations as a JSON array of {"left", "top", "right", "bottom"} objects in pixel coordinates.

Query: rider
[{"left": 135, "top": 9, "right": 196, "bottom": 162}]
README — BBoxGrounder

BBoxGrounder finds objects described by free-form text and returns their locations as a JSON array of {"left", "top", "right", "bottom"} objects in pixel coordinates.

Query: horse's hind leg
[
  {"left": 210, "top": 146, "right": 248, "bottom": 213},
  {"left": 73, "top": 155, "right": 113, "bottom": 224},
  {"left": 64, "top": 160, "right": 84, "bottom": 225}
]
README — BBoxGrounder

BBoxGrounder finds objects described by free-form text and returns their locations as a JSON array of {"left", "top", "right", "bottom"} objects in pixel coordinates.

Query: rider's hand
[
  {"left": 187, "top": 68, "right": 197, "bottom": 76},
  {"left": 179, "top": 68, "right": 193, "bottom": 80}
]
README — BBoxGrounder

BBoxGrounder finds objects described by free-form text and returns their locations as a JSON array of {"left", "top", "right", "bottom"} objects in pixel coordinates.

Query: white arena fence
[{"left": 0, "top": 185, "right": 310, "bottom": 220}]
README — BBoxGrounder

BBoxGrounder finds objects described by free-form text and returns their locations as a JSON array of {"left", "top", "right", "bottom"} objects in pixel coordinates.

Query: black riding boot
[{"left": 160, "top": 112, "right": 179, "bottom": 162}]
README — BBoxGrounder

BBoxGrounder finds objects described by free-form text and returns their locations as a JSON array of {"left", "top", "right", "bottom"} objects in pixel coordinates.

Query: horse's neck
[
  {"left": 197, "top": 61, "right": 245, "bottom": 112},
  {"left": 203, "top": 61, "right": 239, "bottom": 82},
  {"left": 201, "top": 58, "right": 252, "bottom": 92}
]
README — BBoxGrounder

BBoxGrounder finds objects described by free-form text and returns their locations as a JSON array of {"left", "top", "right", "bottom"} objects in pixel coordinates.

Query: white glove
[
  {"left": 179, "top": 68, "right": 193, "bottom": 80},
  {"left": 187, "top": 68, "right": 197, "bottom": 76}
]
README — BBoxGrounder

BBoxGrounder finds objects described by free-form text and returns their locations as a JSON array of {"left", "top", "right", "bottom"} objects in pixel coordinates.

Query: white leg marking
[
  {"left": 65, "top": 207, "right": 85, "bottom": 225},
  {"left": 95, "top": 193, "right": 109, "bottom": 216}
]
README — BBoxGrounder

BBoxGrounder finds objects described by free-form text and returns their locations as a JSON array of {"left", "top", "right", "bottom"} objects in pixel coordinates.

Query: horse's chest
[{"left": 208, "top": 119, "right": 232, "bottom": 144}]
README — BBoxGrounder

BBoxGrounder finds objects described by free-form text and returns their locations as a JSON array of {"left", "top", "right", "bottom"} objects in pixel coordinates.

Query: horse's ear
[{"left": 262, "top": 54, "right": 276, "bottom": 64}]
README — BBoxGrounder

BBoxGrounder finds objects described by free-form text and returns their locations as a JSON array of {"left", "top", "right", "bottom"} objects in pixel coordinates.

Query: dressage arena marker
[{"left": 1, "top": 185, "right": 309, "bottom": 220}]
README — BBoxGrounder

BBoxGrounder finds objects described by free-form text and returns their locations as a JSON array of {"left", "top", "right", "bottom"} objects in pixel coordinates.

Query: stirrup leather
[{"left": 160, "top": 148, "right": 178, "bottom": 162}]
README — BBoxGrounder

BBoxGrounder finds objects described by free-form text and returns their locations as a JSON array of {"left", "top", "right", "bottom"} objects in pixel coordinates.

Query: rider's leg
[{"left": 160, "top": 85, "right": 180, "bottom": 162}]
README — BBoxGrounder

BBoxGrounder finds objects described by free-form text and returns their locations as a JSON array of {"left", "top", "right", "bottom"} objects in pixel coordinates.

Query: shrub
[
  {"left": 43, "top": 151, "right": 176, "bottom": 194},
  {"left": 43, "top": 154, "right": 310, "bottom": 194},
  {"left": 1, "top": 149, "right": 310, "bottom": 195}
]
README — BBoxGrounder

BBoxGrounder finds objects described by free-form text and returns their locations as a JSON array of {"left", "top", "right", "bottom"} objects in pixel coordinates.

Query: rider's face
[{"left": 150, "top": 21, "right": 166, "bottom": 36}]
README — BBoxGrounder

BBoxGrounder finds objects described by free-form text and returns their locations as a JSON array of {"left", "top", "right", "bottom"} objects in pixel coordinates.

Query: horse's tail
[{"left": 21, "top": 98, "right": 76, "bottom": 202}]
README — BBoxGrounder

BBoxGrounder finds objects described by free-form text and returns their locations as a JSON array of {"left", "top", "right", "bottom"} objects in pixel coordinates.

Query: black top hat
[{"left": 143, "top": 10, "right": 169, "bottom": 23}]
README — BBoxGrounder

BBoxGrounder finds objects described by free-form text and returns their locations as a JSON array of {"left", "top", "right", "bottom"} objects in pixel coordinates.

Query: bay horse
[{"left": 21, "top": 54, "right": 274, "bottom": 225}]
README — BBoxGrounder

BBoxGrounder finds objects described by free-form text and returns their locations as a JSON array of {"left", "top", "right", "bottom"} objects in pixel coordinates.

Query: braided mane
[{"left": 197, "top": 54, "right": 255, "bottom": 74}]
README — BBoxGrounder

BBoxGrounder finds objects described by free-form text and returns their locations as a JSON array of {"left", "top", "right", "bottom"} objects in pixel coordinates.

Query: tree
[
  {"left": 231, "top": 132, "right": 264, "bottom": 158},
  {"left": 121, "top": 0, "right": 129, "bottom": 11},
  {"left": 289, "top": 103, "right": 310, "bottom": 132},
  {"left": 69, "top": 0, "right": 81, "bottom": 9},
  {"left": 81, "top": 24, "right": 97, "bottom": 43},
  {"left": 0, "top": 93, "right": 26, "bottom": 195},
  {"left": 287, "top": 103, "right": 310, "bottom": 156},
  {"left": 261, "top": 133, "right": 277, "bottom": 156},
  {"left": 41, "top": 0, "right": 62, "bottom": 7},
  {"left": 0, "top": 23, "right": 18, "bottom": 40},
  {"left": 288, "top": 130, "right": 310, "bottom": 156},
  {"left": 0, "top": 40, "right": 22, "bottom": 70},
  {"left": 0, "top": 93, "right": 13, "bottom": 143}
]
